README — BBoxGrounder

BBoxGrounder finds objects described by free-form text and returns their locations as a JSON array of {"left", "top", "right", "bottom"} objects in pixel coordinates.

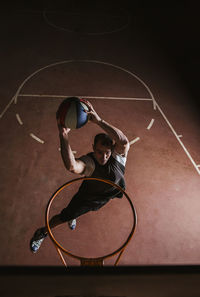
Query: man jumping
[{"left": 30, "top": 100, "right": 129, "bottom": 253}]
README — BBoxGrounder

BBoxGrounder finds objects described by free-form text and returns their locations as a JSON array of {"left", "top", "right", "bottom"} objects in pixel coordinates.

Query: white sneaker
[
  {"left": 68, "top": 219, "right": 76, "bottom": 230},
  {"left": 30, "top": 228, "right": 47, "bottom": 253}
]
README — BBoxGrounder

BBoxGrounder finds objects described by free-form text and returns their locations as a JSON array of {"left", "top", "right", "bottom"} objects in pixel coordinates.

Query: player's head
[{"left": 93, "top": 133, "right": 113, "bottom": 165}]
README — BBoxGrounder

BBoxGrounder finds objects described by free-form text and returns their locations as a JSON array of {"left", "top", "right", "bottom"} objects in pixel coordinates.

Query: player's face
[{"left": 93, "top": 142, "right": 112, "bottom": 165}]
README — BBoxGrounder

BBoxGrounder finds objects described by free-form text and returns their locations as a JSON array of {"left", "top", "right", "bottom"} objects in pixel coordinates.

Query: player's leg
[{"left": 30, "top": 195, "right": 92, "bottom": 253}]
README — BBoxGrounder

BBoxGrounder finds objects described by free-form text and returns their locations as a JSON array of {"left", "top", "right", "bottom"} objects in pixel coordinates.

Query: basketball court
[{"left": 0, "top": 0, "right": 200, "bottom": 270}]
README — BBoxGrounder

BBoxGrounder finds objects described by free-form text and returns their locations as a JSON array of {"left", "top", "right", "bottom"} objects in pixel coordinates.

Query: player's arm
[
  {"left": 59, "top": 125, "right": 86, "bottom": 175},
  {"left": 98, "top": 119, "right": 130, "bottom": 156},
  {"left": 86, "top": 103, "right": 129, "bottom": 156}
]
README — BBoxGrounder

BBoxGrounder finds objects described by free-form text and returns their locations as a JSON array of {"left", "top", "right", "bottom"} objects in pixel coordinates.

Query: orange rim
[{"left": 45, "top": 177, "right": 137, "bottom": 262}]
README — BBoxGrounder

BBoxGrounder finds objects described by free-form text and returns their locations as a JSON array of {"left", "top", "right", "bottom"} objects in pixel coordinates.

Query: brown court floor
[{"left": 0, "top": 0, "right": 200, "bottom": 267}]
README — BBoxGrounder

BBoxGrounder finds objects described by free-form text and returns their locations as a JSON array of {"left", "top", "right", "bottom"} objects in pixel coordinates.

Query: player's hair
[{"left": 94, "top": 133, "right": 113, "bottom": 148}]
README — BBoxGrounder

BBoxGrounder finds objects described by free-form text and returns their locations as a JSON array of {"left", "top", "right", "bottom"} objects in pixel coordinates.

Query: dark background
[
  {"left": 3, "top": 0, "right": 199, "bottom": 110},
  {"left": 1, "top": 0, "right": 200, "bottom": 296}
]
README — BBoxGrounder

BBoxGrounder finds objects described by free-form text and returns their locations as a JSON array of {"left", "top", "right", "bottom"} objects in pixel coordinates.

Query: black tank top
[{"left": 75, "top": 152, "right": 126, "bottom": 207}]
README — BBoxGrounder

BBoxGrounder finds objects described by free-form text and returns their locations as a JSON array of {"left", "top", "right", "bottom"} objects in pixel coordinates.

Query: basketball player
[{"left": 30, "top": 101, "right": 129, "bottom": 253}]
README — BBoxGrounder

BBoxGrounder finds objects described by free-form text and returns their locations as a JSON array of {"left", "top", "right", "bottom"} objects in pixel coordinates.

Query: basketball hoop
[{"left": 45, "top": 177, "right": 137, "bottom": 266}]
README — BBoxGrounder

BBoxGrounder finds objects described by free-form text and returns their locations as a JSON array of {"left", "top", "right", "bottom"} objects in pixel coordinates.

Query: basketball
[{"left": 56, "top": 97, "right": 89, "bottom": 129}]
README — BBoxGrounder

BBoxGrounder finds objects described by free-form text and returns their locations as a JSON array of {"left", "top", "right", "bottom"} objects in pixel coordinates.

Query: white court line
[
  {"left": 147, "top": 118, "right": 154, "bottom": 130},
  {"left": 0, "top": 60, "right": 155, "bottom": 118},
  {"left": 16, "top": 113, "right": 23, "bottom": 125},
  {"left": 155, "top": 102, "right": 200, "bottom": 175},
  {"left": 0, "top": 95, "right": 16, "bottom": 119},
  {"left": 178, "top": 135, "right": 183, "bottom": 138},
  {"left": 11, "top": 60, "right": 156, "bottom": 109},
  {"left": 30, "top": 133, "right": 44, "bottom": 144},
  {"left": 129, "top": 137, "right": 140, "bottom": 145},
  {"left": 18, "top": 94, "right": 153, "bottom": 101}
]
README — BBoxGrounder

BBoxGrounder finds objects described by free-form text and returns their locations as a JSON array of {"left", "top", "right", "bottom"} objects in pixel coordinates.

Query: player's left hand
[{"left": 83, "top": 101, "right": 101, "bottom": 124}]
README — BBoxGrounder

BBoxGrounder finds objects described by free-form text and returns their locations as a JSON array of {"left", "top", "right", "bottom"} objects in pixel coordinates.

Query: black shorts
[{"left": 59, "top": 194, "right": 109, "bottom": 222}]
